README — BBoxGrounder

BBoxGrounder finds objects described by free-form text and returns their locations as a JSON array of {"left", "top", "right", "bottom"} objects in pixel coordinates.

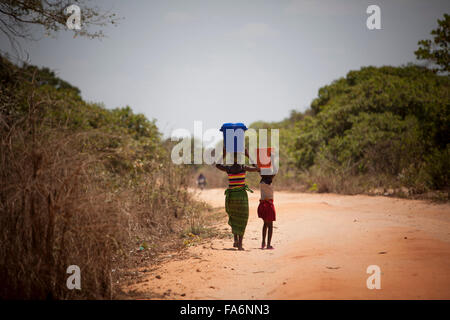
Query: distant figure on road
[{"left": 197, "top": 173, "right": 206, "bottom": 190}]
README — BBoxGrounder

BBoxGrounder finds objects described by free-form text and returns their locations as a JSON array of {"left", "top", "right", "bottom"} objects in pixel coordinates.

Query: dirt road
[{"left": 126, "top": 189, "right": 450, "bottom": 299}]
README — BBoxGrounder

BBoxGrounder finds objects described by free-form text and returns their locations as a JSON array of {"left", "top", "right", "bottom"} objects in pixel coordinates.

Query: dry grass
[{"left": 0, "top": 61, "right": 200, "bottom": 299}]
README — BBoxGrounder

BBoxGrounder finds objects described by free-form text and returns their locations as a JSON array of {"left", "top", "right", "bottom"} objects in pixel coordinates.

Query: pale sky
[{"left": 1, "top": 0, "right": 449, "bottom": 140}]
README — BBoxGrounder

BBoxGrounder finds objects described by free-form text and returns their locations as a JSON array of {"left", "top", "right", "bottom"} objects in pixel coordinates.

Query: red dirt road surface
[{"left": 126, "top": 189, "right": 450, "bottom": 299}]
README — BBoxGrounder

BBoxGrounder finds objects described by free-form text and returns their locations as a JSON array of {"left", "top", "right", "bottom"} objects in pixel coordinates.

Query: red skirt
[{"left": 257, "top": 199, "right": 276, "bottom": 222}]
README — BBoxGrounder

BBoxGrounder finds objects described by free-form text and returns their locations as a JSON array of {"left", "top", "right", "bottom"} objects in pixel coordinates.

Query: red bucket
[{"left": 257, "top": 148, "right": 273, "bottom": 169}]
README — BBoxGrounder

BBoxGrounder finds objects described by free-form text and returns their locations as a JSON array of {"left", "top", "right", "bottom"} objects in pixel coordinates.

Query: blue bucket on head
[{"left": 220, "top": 122, "right": 248, "bottom": 153}]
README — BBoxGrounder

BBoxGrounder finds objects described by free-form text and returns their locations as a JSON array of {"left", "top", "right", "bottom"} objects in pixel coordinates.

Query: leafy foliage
[
  {"left": 251, "top": 65, "right": 449, "bottom": 193},
  {"left": 0, "top": 0, "right": 119, "bottom": 40},
  {"left": 415, "top": 13, "right": 450, "bottom": 73}
]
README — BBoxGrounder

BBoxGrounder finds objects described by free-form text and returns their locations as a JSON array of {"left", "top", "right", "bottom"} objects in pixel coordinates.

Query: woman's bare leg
[
  {"left": 233, "top": 234, "right": 238, "bottom": 247},
  {"left": 267, "top": 222, "right": 273, "bottom": 249},
  {"left": 261, "top": 222, "right": 267, "bottom": 248},
  {"left": 238, "top": 235, "right": 244, "bottom": 250}
]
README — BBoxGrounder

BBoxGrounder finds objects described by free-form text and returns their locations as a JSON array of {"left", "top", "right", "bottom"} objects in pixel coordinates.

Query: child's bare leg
[
  {"left": 238, "top": 235, "right": 244, "bottom": 250},
  {"left": 233, "top": 234, "right": 238, "bottom": 248},
  {"left": 261, "top": 222, "right": 267, "bottom": 248},
  {"left": 267, "top": 222, "right": 273, "bottom": 249}
]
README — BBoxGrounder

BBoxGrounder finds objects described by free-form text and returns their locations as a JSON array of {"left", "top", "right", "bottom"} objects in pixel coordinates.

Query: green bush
[{"left": 250, "top": 65, "right": 449, "bottom": 194}]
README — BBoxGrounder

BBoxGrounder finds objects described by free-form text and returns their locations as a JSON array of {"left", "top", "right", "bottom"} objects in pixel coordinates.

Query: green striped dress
[{"left": 224, "top": 171, "right": 253, "bottom": 236}]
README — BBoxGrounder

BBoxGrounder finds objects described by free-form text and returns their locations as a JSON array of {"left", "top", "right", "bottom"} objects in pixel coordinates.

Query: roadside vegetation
[
  {"left": 249, "top": 63, "right": 449, "bottom": 199},
  {"left": 0, "top": 57, "right": 207, "bottom": 299}
]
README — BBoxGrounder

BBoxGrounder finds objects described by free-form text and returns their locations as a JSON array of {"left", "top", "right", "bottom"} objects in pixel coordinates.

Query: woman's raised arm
[
  {"left": 215, "top": 163, "right": 227, "bottom": 172},
  {"left": 244, "top": 165, "right": 260, "bottom": 172}
]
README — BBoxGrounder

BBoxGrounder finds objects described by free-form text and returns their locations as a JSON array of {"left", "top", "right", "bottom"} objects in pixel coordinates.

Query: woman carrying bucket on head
[{"left": 214, "top": 123, "right": 259, "bottom": 251}]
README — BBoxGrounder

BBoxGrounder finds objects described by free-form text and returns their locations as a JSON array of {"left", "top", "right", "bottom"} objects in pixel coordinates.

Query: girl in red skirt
[{"left": 258, "top": 174, "right": 276, "bottom": 249}]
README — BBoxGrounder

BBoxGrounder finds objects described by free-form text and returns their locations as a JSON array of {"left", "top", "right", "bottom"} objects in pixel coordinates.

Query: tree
[
  {"left": 0, "top": 0, "right": 118, "bottom": 54},
  {"left": 415, "top": 13, "right": 450, "bottom": 73}
]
